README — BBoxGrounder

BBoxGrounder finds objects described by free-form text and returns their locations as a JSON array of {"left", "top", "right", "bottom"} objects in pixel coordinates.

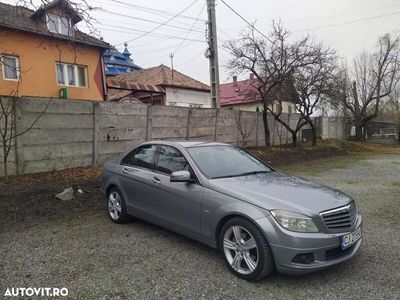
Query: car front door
[{"left": 149, "top": 145, "right": 203, "bottom": 236}]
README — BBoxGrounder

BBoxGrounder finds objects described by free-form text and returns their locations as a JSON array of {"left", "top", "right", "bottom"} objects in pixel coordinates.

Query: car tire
[
  {"left": 107, "top": 187, "right": 131, "bottom": 224},
  {"left": 219, "top": 217, "right": 275, "bottom": 281}
]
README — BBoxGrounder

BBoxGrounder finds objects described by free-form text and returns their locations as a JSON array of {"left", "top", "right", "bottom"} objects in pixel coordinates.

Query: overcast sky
[{"left": 5, "top": 0, "right": 400, "bottom": 84}]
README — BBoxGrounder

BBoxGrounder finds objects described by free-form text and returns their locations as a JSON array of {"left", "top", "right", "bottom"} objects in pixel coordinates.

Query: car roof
[{"left": 143, "top": 140, "right": 230, "bottom": 148}]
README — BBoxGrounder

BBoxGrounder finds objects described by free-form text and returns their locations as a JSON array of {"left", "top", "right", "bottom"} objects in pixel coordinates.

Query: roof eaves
[{"left": 0, "top": 24, "right": 110, "bottom": 49}]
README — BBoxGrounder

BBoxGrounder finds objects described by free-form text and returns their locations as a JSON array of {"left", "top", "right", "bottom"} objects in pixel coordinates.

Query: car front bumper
[{"left": 256, "top": 214, "right": 363, "bottom": 274}]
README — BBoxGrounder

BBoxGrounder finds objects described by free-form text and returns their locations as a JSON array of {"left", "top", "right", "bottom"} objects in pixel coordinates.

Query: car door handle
[
  {"left": 152, "top": 177, "right": 161, "bottom": 185},
  {"left": 122, "top": 167, "right": 129, "bottom": 174}
]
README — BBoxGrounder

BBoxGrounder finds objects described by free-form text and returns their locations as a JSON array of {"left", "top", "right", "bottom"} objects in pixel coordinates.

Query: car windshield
[{"left": 187, "top": 145, "right": 272, "bottom": 179}]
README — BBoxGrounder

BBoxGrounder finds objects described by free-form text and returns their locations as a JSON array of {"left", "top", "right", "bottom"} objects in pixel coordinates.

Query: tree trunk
[
  {"left": 291, "top": 131, "right": 297, "bottom": 147},
  {"left": 308, "top": 120, "right": 317, "bottom": 146},
  {"left": 262, "top": 110, "right": 271, "bottom": 148},
  {"left": 354, "top": 123, "right": 364, "bottom": 141},
  {"left": 3, "top": 144, "right": 8, "bottom": 183},
  {"left": 398, "top": 116, "right": 400, "bottom": 145}
]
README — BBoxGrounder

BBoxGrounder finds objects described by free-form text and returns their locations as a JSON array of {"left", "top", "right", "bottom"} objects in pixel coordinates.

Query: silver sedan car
[{"left": 101, "top": 141, "right": 362, "bottom": 281}]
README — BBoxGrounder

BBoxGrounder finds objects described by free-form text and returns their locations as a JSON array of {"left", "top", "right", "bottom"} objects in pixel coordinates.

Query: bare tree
[
  {"left": 383, "top": 78, "right": 400, "bottom": 144},
  {"left": 332, "top": 34, "right": 400, "bottom": 140},
  {"left": 0, "top": 81, "right": 50, "bottom": 182},
  {"left": 235, "top": 110, "right": 257, "bottom": 147},
  {"left": 225, "top": 21, "right": 329, "bottom": 147},
  {"left": 291, "top": 46, "right": 338, "bottom": 145}
]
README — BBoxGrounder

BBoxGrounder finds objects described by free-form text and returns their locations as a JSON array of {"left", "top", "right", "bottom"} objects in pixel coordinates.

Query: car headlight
[{"left": 271, "top": 210, "right": 319, "bottom": 233}]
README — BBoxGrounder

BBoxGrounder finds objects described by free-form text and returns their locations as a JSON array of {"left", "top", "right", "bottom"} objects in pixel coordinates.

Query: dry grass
[{"left": 248, "top": 139, "right": 400, "bottom": 168}]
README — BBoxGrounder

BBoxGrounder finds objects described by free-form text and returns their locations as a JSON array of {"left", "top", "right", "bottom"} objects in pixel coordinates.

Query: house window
[
  {"left": 56, "top": 63, "right": 87, "bottom": 87},
  {"left": 47, "top": 13, "right": 71, "bottom": 35},
  {"left": 1, "top": 55, "right": 20, "bottom": 80},
  {"left": 189, "top": 103, "right": 203, "bottom": 108}
]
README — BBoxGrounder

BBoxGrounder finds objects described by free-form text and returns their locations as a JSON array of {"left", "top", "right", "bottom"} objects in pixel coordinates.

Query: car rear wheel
[
  {"left": 220, "top": 217, "right": 275, "bottom": 281},
  {"left": 107, "top": 187, "right": 131, "bottom": 223}
]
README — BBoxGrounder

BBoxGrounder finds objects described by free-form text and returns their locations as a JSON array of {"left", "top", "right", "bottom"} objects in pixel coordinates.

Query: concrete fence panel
[{"left": 0, "top": 97, "right": 305, "bottom": 177}]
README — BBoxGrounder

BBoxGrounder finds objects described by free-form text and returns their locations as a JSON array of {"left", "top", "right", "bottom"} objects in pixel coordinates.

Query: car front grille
[{"left": 320, "top": 203, "right": 357, "bottom": 232}]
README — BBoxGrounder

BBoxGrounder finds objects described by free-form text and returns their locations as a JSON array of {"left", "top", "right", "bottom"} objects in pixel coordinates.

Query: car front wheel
[{"left": 220, "top": 217, "right": 275, "bottom": 281}]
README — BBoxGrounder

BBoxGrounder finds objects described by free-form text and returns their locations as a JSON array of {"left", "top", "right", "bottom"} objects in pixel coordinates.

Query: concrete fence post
[
  {"left": 146, "top": 105, "right": 152, "bottom": 141},
  {"left": 186, "top": 108, "right": 192, "bottom": 140},
  {"left": 14, "top": 98, "right": 24, "bottom": 175},
  {"left": 255, "top": 112, "right": 259, "bottom": 147},
  {"left": 213, "top": 109, "right": 219, "bottom": 142},
  {"left": 92, "top": 102, "right": 100, "bottom": 166}
]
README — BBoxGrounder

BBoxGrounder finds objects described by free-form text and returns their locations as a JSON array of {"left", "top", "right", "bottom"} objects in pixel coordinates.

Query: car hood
[{"left": 208, "top": 172, "right": 353, "bottom": 217}]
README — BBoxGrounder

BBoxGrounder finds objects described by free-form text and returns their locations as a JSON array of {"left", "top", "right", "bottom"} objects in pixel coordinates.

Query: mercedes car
[{"left": 101, "top": 141, "right": 362, "bottom": 281}]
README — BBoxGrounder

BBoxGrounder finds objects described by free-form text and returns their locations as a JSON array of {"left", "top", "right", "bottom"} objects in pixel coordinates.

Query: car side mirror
[{"left": 170, "top": 170, "right": 194, "bottom": 183}]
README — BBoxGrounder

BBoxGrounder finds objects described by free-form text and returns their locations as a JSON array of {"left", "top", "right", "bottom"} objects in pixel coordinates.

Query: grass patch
[
  {"left": 279, "top": 155, "right": 365, "bottom": 175},
  {"left": 371, "top": 206, "right": 400, "bottom": 226},
  {"left": 249, "top": 139, "right": 400, "bottom": 169}
]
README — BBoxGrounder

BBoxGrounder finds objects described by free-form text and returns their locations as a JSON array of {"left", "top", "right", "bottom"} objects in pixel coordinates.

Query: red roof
[{"left": 220, "top": 78, "right": 261, "bottom": 106}]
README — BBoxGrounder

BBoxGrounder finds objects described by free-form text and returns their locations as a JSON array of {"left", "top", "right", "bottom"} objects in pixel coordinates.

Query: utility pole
[
  {"left": 169, "top": 53, "right": 174, "bottom": 79},
  {"left": 206, "top": 0, "right": 221, "bottom": 108}
]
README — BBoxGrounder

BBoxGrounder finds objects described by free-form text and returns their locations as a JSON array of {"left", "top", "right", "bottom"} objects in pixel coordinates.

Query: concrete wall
[
  {"left": 317, "top": 116, "right": 346, "bottom": 140},
  {"left": 0, "top": 97, "right": 301, "bottom": 176},
  {"left": 165, "top": 87, "right": 212, "bottom": 108}
]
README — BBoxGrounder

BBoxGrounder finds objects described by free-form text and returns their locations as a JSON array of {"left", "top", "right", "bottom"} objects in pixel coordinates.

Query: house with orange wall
[{"left": 0, "top": 0, "right": 110, "bottom": 101}]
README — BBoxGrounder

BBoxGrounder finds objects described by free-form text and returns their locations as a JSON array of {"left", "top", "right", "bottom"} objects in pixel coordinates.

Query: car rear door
[{"left": 118, "top": 144, "right": 159, "bottom": 217}]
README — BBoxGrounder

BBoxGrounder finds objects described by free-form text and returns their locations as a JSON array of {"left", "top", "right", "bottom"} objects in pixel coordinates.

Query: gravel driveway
[{"left": 1, "top": 154, "right": 399, "bottom": 299}]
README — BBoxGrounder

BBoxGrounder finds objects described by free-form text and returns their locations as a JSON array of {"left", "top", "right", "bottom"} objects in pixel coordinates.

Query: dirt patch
[{"left": 0, "top": 176, "right": 104, "bottom": 233}]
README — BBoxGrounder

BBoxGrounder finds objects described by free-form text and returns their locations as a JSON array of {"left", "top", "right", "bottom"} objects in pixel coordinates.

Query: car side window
[
  {"left": 121, "top": 144, "right": 157, "bottom": 170},
  {"left": 156, "top": 146, "right": 189, "bottom": 175}
]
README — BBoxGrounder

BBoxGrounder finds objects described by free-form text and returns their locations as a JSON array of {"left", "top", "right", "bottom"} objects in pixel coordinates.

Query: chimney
[
  {"left": 249, "top": 73, "right": 254, "bottom": 80},
  {"left": 233, "top": 76, "right": 237, "bottom": 85}
]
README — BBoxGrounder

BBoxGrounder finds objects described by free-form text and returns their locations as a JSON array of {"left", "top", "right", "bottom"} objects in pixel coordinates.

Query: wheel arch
[{"left": 214, "top": 213, "right": 269, "bottom": 252}]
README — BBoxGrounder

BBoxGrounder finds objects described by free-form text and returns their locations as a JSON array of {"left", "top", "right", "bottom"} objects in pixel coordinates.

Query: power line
[
  {"left": 176, "top": 49, "right": 205, "bottom": 67},
  {"left": 87, "top": 25, "right": 206, "bottom": 43},
  {"left": 99, "top": 9, "right": 205, "bottom": 34},
  {"left": 220, "top": 0, "right": 269, "bottom": 41},
  {"left": 294, "top": 10, "right": 400, "bottom": 32},
  {"left": 114, "top": 0, "right": 200, "bottom": 46},
  {"left": 97, "top": 0, "right": 207, "bottom": 22},
  {"left": 141, "top": 39, "right": 202, "bottom": 66},
  {"left": 173, "top": 2, "right": 206, "bottom": 54},
  {"left": 279, "top": 3, "right": 400, "bottom": 25}
]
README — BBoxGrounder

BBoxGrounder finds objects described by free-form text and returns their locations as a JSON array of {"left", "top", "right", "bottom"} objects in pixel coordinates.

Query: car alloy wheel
[
  {"left": 108, "top": 191, "right": 122, "bottom": 221},
  {"left": 220, "top": 217, "right": 275, "bottom": 281},
  {"left": 223, "top": 225, "right": 259, "bottom": 274}
]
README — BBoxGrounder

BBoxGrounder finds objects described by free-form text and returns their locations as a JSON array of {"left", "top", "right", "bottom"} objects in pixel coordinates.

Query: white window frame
[
  {"left": 189, "top": 103, "right": 203, "bottom": 108},
  {"left": 1, "top": 55, "right": 20, "bottom": 81},
  {"left": 46, "top": 13, "right": 72, "bottom": 36},
  {"left": 55, "top": 63, "right": 88, "bottom": 88}
]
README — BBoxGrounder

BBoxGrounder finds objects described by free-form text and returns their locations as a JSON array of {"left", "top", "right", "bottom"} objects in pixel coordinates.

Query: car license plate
[{"left": 340, "top": 227, "right": 361, "bottom": 249}]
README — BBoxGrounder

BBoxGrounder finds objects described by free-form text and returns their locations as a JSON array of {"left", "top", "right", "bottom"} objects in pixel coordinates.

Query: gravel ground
[{"left": 0, "top": 154, "right": 399, "bottom": 299}]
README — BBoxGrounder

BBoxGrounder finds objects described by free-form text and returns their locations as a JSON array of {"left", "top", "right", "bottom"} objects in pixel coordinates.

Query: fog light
[{"left": 292, "top": 253, "right": 315, "bottom": 264}]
